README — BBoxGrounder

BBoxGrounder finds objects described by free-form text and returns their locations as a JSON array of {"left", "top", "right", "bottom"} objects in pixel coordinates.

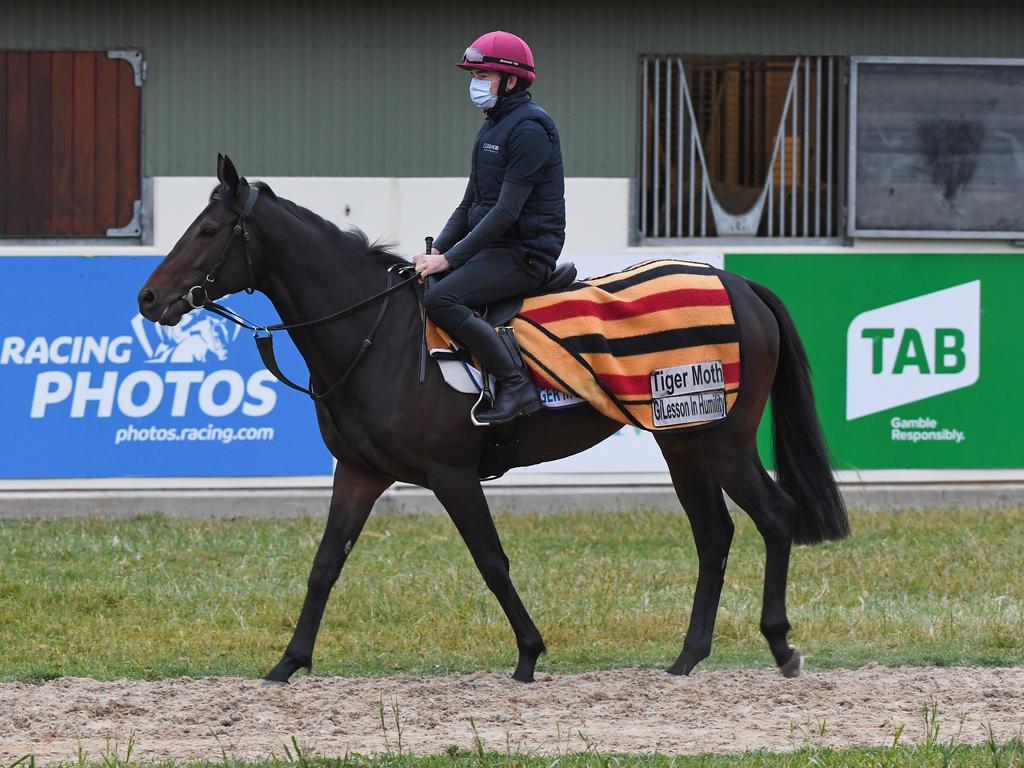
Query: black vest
[{"left": 469, "top": 93, "right": 566, "bottom": 269}]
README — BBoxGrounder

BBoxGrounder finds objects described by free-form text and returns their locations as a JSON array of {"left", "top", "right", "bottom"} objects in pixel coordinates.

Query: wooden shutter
[{"left": 0, "top": 50, "right": 143, "bottom": 238}]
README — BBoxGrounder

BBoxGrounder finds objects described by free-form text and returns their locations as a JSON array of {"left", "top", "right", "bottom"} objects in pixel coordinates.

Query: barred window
[
  {"left": 637, "top": 55, "right": 844, "bottom": 241},
  {"left": 0, "top": 50, "right": 144, "bottom": 239}
]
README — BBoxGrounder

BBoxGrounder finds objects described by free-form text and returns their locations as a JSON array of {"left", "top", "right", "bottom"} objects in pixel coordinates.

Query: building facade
[{"left": 2, "top": 2, "right": 1022, "bottom": 488}]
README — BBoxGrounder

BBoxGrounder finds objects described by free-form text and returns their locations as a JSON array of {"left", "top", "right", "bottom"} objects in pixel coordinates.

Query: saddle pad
[
  {"left": 424, "top": 259, "right": 740, "bottom": 431},
  {"left": 430, "top": 354, "right": 586, "bottom": 409},
  {"left": 512, "top": 259, "right": 741, "bottom": 431}
]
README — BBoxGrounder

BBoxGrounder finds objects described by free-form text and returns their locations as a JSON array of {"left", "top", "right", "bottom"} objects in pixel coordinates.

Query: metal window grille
[{"left": 638, "top": 55, "right": 844, "bottom": 241}]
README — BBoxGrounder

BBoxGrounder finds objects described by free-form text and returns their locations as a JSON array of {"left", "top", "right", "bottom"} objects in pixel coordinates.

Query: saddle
[
  {"left": 481, "top": 261, "right": 578, "bottom": 325},
  {"left": 425, "top": 261, "right": 578, "bottom": 326}
]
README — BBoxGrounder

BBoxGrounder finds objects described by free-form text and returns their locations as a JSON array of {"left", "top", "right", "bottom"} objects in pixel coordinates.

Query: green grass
[
  {"left": 0, "top": 506, "right": 1022, "bottom": 681},
  {"left": 10, "top": 738, "right": 1024, "bottom": 768}
]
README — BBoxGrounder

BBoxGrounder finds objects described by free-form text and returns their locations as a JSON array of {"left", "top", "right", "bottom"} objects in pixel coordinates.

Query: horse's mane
[{"left": 215, "top": 181, "right": 411, "bottom": 269}]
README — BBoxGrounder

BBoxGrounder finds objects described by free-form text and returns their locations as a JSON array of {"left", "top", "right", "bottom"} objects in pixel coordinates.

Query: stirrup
[
  {"left": 471, "top": 398, "right": 540, "bottom": 427},
  {"left": 470, "top": 378, "right": 541, "bottom": 427},
  {"left": 470, "top": 372, "right": 495, "bottom": 427}
]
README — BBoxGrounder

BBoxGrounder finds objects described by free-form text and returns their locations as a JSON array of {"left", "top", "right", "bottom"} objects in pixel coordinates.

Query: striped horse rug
[
  {"left": 427, "top": 259, "right": 741, "bottom": 431},
  {"left": 512, "top": 259, "right": 740, "bottom": 430}
]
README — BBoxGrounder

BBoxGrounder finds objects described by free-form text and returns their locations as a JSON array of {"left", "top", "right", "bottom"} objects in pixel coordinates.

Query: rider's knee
[
  {"left": 424, "top": 288, "right": 470, "bottom": 331},
  {"left": 422, "top": 286, "right": 447, "bottom": 317}
]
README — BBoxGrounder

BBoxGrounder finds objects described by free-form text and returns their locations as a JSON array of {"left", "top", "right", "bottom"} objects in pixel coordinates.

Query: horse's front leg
[
  {"left": 429, "top": 467, "right": 546, "bottom": 682},
  {"left": 265, "top": 461, "right": 392, "bottom": 683}
]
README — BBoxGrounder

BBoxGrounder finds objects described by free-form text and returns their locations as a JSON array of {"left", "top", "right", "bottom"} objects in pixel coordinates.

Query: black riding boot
[{"left": 452, "top": 315, "right": 542, "bottom": 426}]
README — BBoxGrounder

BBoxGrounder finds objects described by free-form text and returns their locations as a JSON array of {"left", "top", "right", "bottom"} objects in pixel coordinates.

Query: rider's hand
[
  {"left": 412, "top": 247, "right": 440, "bottom": 269},
  {"left": 416, "top": 250, "right": 451, "bottom": 277}
]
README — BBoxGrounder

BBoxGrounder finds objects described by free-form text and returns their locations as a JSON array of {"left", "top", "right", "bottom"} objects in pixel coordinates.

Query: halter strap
[
  {"left": 246, "top": 270, "right": 395, "bottom": 398},
  {"left": 202, "top": 266, "right": 419, "bottom": 399},
  {"left": 183, "top": 186, "right": 261, "bottom": 308},
  {"left": 216, "top": 184, "right": 260, "bottom": 217}
]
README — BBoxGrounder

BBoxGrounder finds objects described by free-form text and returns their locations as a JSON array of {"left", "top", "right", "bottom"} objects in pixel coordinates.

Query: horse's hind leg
[
  {"left": 714, "top": 451, "right": 802, "bottom": 677},
  {"left": 265, "top": 462, "right": 392, "bottom": 683},
  {"left": 658, "top": 437, "right": 735, "bottom": 676},
  {"left": 428, "top": 468, "right": 546, "bottom": 682}
]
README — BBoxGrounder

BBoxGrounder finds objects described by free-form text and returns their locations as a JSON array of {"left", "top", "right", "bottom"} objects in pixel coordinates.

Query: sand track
[{"left": 2, "top": 666, "right": 1023, "bottom": 763}]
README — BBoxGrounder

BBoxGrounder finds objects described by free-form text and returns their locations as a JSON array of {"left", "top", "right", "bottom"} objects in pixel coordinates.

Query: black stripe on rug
[
  {"left": 564, "top": 325, "right": 740, "bottom": 356},
  {"left": 585, "top": 263, "right": 722, "bottom": 294}
]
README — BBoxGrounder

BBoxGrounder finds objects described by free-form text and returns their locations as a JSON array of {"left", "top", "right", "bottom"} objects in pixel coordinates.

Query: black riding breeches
[{"left": 423, "top": 247, "right": 551, "bottom": 334}]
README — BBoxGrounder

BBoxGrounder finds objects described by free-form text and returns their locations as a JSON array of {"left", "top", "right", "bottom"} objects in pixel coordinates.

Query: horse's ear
[{"left": 219, "top": 154, "right": 240, "bottom": 191}]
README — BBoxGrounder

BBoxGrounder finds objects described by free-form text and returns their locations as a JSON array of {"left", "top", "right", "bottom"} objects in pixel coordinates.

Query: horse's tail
[{"left": 747, "top": 280, "right": 850, "bottom": 545}]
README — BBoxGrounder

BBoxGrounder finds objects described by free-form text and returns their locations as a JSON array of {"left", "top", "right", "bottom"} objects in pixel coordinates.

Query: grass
[
  {"left": 8, "top": 735, "right": 1024, "bottom": 768},
  {"left": 0, "top": 506, "right": 1022, "bottom": 681}
]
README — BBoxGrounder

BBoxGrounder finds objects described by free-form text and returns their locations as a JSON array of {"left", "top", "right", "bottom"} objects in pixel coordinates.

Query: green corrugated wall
[{"left": 3, "top": 1, "right": 1022, "bottom": 177}]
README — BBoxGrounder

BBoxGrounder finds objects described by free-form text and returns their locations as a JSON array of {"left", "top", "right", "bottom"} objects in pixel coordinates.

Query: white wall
[{"left": 1, "top": 175, "right": 1017, "bottom": 260}]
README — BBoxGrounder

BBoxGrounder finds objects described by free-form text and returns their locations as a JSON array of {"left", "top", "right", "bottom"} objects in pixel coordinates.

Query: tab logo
[{"left": 846, "top": 281, "right": 980, "bottom": 420}]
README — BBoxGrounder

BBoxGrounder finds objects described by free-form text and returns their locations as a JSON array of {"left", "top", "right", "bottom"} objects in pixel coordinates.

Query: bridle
[
  {"left": 183, "top": 187, "right": 261, "bottom": 309},
  {"left": 180, "top": 185, "right": 420, "bottom": 399}
]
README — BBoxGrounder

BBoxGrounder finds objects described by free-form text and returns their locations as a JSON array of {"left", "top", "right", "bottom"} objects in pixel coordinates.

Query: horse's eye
[{"left": 199, "top": 225, "right": 218, "bottom": 238}]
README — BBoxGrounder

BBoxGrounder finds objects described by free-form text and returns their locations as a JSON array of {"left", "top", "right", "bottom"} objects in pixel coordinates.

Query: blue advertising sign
[{"left": 0, "top": 256, "right": 333, "bottom": 478}]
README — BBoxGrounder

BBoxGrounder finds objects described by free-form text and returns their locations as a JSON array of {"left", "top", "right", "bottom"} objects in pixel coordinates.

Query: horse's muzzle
[
  {"left": 137, "top": 286, "right": 162, "bottom": 320},
  {"left": 137, "top": 285, "right": 187, "bottom": 325}
]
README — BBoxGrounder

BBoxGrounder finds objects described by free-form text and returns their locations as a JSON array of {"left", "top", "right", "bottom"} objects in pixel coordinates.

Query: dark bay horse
[{"left": 137, "top": 155, "right": 848, "bottom": 684}]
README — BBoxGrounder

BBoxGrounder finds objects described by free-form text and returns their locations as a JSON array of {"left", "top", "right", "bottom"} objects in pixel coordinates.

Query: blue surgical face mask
[{"left": 469, "top": 78, "right": 497, "bottom": 109}]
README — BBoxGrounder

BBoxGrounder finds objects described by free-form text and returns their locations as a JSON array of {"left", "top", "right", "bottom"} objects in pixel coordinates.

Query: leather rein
[{"left": 181, "top": 188, "right": 419, "bottom": 399}]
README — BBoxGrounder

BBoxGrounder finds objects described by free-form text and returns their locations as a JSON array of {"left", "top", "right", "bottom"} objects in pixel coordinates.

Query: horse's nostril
[{"left": 139, "top": 288, "right": 157, "bottom": 307}]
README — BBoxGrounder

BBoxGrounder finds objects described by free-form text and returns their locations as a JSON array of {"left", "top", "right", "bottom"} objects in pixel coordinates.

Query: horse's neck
[{"left": 257, "top": 210, "right": 406, "bottom": 390}]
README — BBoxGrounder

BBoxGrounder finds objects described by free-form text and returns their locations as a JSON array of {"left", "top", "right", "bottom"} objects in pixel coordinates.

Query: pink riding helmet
[{"left": 458, "top": 31, "right": 536, "bottom": 83}]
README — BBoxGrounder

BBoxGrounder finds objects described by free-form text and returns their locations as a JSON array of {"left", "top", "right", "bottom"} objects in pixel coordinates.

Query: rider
[{"left": 414, "top": 30, "right": 566, "bottom": 425}]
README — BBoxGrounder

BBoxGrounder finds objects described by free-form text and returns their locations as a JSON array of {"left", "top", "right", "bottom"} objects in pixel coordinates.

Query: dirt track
[{"left": 2, "top": 666, "right": 1023, "bottom": 763}]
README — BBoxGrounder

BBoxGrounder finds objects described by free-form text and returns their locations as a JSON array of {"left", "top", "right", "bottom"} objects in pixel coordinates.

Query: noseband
[{"left": 182, "top": 187, "right": 261, "bottom": 309}]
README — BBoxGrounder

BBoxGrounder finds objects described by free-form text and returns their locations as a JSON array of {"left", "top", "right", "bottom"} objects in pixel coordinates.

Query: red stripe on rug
[
  {"left": 521, "top": 288, "right": 730, "bottom": 325},
  {"left": 596, "top": 373, "right": 653, "bottom": 396},
  {"left": 528, "top": 369, "right": 559, "bottom": 390}
]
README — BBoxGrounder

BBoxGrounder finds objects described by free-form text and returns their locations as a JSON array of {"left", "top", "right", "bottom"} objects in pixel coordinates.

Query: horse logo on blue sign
[{"left": 130, "top": 312, "right": 239, "bottom": 364}]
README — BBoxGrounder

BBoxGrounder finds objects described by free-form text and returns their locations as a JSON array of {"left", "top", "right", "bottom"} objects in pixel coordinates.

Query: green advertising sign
[{"left": 724, "top": 253, "right": 1022, "bottom": 469}]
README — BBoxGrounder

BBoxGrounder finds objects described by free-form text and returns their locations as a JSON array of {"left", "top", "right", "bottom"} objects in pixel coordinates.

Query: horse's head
[{"left": 138, "top": 154, "right": 262, "bottom": 326}]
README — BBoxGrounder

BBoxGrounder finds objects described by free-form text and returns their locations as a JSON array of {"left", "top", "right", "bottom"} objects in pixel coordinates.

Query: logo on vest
[{"left": 482, "top": 143, "right": 500, "bottom": 154}]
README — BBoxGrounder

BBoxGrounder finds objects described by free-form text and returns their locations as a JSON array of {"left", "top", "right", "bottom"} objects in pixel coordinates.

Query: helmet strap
[{"left": 497, "top": 72, "right": 511, "bottom": 99}]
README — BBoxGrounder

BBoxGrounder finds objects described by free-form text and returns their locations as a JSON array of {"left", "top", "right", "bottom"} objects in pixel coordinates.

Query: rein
[{"left": 182, "top": 186, "right": 420, "bottom": 399}]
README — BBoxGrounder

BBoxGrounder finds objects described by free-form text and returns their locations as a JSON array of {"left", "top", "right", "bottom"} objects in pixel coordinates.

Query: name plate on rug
[
  {"left": 650, "top": 360, "right": 727, "bottom": 427},
  {"left": 539, "top": 388, "right": 586, "bottom": 409}
]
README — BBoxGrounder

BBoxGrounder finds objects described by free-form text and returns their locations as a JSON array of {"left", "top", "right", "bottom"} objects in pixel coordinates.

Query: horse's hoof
[
  {"left": 665, "top": 662, "right": 692, "bottom": 676},
  {"left": 780, "top": 650, "right": 804, "bottom": 678},
  {"left": 666, "top": 649, "right": 702, "bottom": 676},
  {"left": 261, "top": 678, "right": 288, "bottom": 687},
  {"left": 263, "top": 658, "right": 302, "bottom": 684},
  {"left": 511, "top": 668, "right": 536, "bottom": 683}
]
